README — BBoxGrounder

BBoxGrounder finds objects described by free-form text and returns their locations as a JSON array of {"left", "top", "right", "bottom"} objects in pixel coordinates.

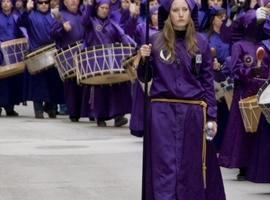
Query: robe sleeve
[{"left": 198, "top": 37, "right": 217, "bottom": 121}]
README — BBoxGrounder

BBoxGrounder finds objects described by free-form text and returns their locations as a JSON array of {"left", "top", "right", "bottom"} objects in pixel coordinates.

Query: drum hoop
[
  {"left": 1, "top": 38, "right": 28, "bottom": 48},
  {"left": 26, "top": 43, "right": 56, "bottom": 58},
  {"left": 56, "top": 41, "right": 82, "bottom": 54},
  {"left": 80, "top": 43, "right": 136, "bottom": 53}
]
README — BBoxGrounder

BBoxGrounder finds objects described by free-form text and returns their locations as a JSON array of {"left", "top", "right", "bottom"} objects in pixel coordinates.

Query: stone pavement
[{"left": 0, "top": 103, "right": 269, "bottom": 200}]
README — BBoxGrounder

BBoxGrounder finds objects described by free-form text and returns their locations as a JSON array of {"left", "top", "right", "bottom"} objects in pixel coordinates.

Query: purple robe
[
  {"left": 81, "top": 6, "right": 135, "bottom": 119},
  {"left": 137, "top": 32, "right": 225, "bottom": 200},
  {"left": 17, "top": 10, "right": 64, "bottom": 104},
  {"left": 0, "top": 11, "right": 24, "bottom": 107},
  {"left": 51, "top": 9, "right": 85, "bottom": 118},
  {"left": 218, "top": 40, "right": 269, "bottom": 168}
]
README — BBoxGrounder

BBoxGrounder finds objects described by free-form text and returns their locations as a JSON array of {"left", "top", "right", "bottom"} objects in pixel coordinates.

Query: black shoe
[
  {"left": 97, "top": 120, "right": 107, "bottom": 127},
  {"left": 47, "top": 110, "right": 57, "bottom": 118},
  {"left": 70, "top": 117, "right": 79, "bottom": 122},
  {"left": 6, "top": 110, "right": 19, "bottom": 117},
  {"left": 114, "top": 116, "right": 128, "bottom": 127},
  {"left": 0, "top": 108, "right": 2, "bottom": 116},
  {"left": 237, "top": 168, "right": 246, "bottom": 181},
  {"left": 35, "top": 111, "right": 44, "bottom": 119}
]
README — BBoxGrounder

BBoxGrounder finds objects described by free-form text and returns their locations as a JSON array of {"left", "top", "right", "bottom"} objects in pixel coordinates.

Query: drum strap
[{"left": 151, "top": 98, "right": 207, "bottom": 189}]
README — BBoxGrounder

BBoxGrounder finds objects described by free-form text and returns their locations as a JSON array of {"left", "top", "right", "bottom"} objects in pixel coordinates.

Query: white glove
[{"left": 256, "top": 7, "right": 269, "bottom": 23}]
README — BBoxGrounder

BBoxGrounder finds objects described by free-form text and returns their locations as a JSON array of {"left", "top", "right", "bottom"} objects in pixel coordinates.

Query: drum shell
[
  {"left": 25, "top": 44, "right": 57, "bottom": 75},
  {"left": 239, "top": 95, "right": 262, "bottom": 133},
  {"left": 76, "top": 43, "right": 136, "bottom": 85},
  {"left": 0, "top": 38, "right": 28, "bottom": 79},
  {"left": 54, "top": 41, "right": 82, "bottom": 80},
  {"left": 257, "top": 80, "right": 270, "bottom": 124}
]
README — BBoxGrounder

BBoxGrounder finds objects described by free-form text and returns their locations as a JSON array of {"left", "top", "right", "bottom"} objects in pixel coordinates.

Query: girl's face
[
  {"left": 170, "top": 0, "right": 190, "bottom": 30},
  {"left": 212, "top": 12, "right": 226, "bottom": 31}
]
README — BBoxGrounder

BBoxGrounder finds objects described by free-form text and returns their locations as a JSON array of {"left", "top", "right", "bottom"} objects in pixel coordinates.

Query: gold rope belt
[{"left": 151, "top": 98, "right": 207, "bottom": 189}]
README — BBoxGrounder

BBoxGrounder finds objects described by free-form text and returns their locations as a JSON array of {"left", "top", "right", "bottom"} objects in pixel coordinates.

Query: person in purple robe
[
  {"left": 109, "top": 0, "right": 130, "bottom": 24},
  {"left": 243, "top": 2, "right": 270, "bottom": 183},
  {"left": 202, "top": 6, "right": 231, "bottom": 152},
  {"left": 17, "top": 0, "right": 64, "bottom": 118},
  {"left": 51, "top": 0, "right": 85, "bottom": 121},
  {"left": 0, "top": 0, "right": 24, "bottom": 117},
  {"left": 218, "top": 10, "right": 269, "bottom": 180},
  {"left": 81, "top": 0, "right": 135, "bottom": 127},
  {"left": 132, "top": 0, "right": 226, "bottom": 198},
  {"left": 198, "top": 0, "right": 225, "bottom": 31}
]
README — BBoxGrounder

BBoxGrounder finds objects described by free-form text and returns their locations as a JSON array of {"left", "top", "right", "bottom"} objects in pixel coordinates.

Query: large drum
[
  {"left": 0, "top": 38, "right": 28, "bottom": 79},
  {"left": 257, "top": 80, "right": 270, "bottom": 124},
  {"left": 25, "top": 43, "right": 57, "bottom": 75},
  {"left": 54, "top": 41, "right": 82, "bottom": 80},
  {"left": 239, "top": 95, "right": 262, "bottom": 133},
  {"left": 75, "top": 43, "right": 136, "bottom": 85}
]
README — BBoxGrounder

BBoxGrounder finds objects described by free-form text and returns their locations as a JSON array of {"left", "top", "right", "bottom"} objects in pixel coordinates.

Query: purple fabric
[
  {"left": 63, "top": 79, "right": 83, "bottom": 118},
  {"left": 246, "top": 116, "right": 270, "bottom": 183},
  {"left": 96, "top": 0, "right": 111, "bottom": 7},
  {"left": 18, "top": 10, "right": 64, "bottom": 104},
  {"left": 218, "top": 40, "right": 270, "bottom": 168},
  {"left": 51, "top": 10, "right": 84, "bottom": 48},
  {"left": 23, "top": 68, "right": 64, "bottom": 103},
  {"left": 145, "top": 102, "right": 225, "bottom": 199},
  {"left": 0, "top": 11, "right": 24, "bottom": 107}
]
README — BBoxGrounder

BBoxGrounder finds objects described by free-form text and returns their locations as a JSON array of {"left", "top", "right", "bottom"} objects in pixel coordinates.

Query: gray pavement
[{"left": 0, "top": 103, "right": 269, "bottom": 200}]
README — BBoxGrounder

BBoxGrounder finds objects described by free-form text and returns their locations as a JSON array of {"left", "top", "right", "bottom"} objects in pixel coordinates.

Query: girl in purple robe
[
  {"left": 0, "top": 0, "right": 24, "bottom": 117},
  {"left": 51, "top": 0, "right": 85, "bottom": 122},
  {"left": 132, "top": 0, "right": 226, "bottom": 198},
  {"left": 218, "top": 10, "right": 269, "bottom": 180},
  {"left": 81, "top": 0, "right": 135, "bottom": 127},
  {"left": 17, "top": 0, "right": 64, "bottom": 118}
]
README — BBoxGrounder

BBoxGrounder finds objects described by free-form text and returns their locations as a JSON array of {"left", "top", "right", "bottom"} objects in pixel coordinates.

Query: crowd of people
[{"left": 0, "top": 0, "right": 270, "bottom": 198}]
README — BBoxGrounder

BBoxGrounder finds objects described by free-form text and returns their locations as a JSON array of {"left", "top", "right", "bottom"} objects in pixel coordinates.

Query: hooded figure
[
  {"left": 17, "top": 0, "right": 64, "bottom": 118},
  {"left": 81, "top": 0, "right": 135, "bottom": 127},
  {"left": 0, "top": 0, "right": 24, "bottom": 116},
  {"left": 134, "top": 0, "right": 226, "bottom": 199},
  {"left": 218, "top": 10, "right": 270, "bottom": 180}
]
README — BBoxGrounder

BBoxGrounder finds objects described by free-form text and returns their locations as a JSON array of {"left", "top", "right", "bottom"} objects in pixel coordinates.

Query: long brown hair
[{"left": 156, "top": 13, "right": 199, "bottom": 61}]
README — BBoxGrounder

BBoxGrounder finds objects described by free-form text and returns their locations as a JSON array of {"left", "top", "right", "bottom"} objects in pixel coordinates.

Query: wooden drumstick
[
  {"left": 210, "top": 47, "right": 217, "bottom": 58},
  {"left": 256, "top": 46, "right": 265, "bottom": 68}
]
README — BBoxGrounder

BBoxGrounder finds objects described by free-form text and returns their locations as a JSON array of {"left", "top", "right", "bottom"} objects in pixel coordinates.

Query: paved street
[{"left": 0, "top": 103, "right": 269, "bottom": 200}]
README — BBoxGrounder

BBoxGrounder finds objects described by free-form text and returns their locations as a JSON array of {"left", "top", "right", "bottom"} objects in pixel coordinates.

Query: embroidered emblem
[
  {"left": 159, "top": 49, "right": 172, "bottom": 62},
  {"left": 243, "top": 55, "right": 254, "bottom": 67},
  {"left": 195, "top": 54, "right": 202, "bottom": 64},
  {"left": 95, "top": 25, "right": 102, "bottom": 32}
]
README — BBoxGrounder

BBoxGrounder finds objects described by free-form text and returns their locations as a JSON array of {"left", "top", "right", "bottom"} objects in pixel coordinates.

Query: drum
[
  {"left": 25, "top": 43, "right": 57, "bottom": 75},
  {"left": 239, "top": 95, "right": 262, "bottom": 133},
  {"left": 0, "top": 38, "right": 28, "bottom": 79},
  {"left": 214, "top": 78, "right": 234, "bottom": 110},
  {"left": 75, "top": 43, "right": 136, "bottom": 85},
  {"left": 54, "top": 41, "right": 82, "bottom": 80},
  {"left": 257, "top": 80, "right": 270, "bottom": 124}
]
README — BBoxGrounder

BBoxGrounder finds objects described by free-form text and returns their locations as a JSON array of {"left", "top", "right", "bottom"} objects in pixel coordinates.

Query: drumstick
[
  {"left": 256, "top": 46, "right": 265, "bottom": 68},
  {"left": 210, "top": 48, "right": 217, "bottom": 58}
]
